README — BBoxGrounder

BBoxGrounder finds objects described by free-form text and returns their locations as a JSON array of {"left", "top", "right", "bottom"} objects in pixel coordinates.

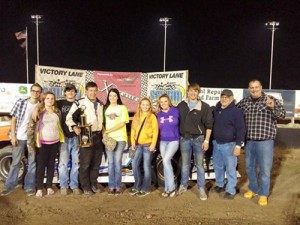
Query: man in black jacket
[{"left": 177, "top": 83, "right": 213, "bottom": 200}]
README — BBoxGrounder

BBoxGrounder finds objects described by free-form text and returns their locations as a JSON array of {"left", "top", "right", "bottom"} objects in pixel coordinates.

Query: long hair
[
  {"left": 157, "top": 93, "right": 173, "bottom": 111},
  {"left": 133, "top": 97, "right": 153, "bottom": 122},
  {"left": 104, "top": 88, "right": 123, "bottom": 112},
  {"left": 41, "top": 91, "right": 58, "bottom": 111}
]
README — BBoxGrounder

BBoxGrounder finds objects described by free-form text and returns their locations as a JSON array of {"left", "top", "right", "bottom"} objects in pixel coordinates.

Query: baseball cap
[
  {"left": 64, "top": 84, "right": 77, "bottom": 92},
  {"left": 221, "top": 89, "right": 233, "bottom": 96}
]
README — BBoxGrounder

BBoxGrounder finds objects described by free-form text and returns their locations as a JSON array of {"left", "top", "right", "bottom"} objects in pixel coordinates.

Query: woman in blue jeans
[
  {"left": 103, "top": 88, "right": 129, "bottom": 195},
  {"left": 156, "top": 94, "right": 180, "bottom": 197},
  {"left": 129, "top": 98, "right": 159, "bottom": 197}
]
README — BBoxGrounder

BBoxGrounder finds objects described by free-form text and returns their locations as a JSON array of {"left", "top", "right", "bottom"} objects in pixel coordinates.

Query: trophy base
[{"left": 78, "top": 143, "right": 93, "bottom": 148}]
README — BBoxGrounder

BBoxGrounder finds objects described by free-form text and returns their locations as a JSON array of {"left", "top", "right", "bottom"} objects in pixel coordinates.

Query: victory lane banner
[
  {"left": 35, "top": 65, "right": 86, "bottom": 99},
  {"left": 145, "top": 70, "right": 188, "bottom": 107}
]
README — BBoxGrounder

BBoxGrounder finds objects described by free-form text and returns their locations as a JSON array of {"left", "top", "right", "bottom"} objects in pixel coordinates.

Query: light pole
[
  {"left": 31, "top": 15, "right": 43, "bottom": 65},
  {"left": 159, "top": 17, "right": 171, "bottom": 72},
  {"left": 265, "top": 21, "right": 279, "bottom": 90}
]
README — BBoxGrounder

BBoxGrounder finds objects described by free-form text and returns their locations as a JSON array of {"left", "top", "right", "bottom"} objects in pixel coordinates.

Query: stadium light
[
  {"left": 31, "top": 15, "right": 43, "bottom": 65},
  {"left": 159, "top": 17, "right": 171, "bottom": 72},
  {"left": 265, "top": 21, "right": 279, "bottom": 90}
]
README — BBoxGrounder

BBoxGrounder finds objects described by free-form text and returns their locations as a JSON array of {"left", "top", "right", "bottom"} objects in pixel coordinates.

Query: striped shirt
[
  {"left": 237, "top": 93, "right": 285, "bottom": 140},
  {"left": 10, "top": 98, "right": 30, "bottom": 133}
]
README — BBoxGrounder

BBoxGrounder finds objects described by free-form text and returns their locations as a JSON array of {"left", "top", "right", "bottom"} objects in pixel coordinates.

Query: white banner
[
  {"left": 295, "top": 91, "right": 300, "bottom": 118},
  {"left": 0, "top": 83, "right": 32, "bottom": 113},
  {"left": 145, "top": 70, "right": 188, "bottom": 106},
  {"left": 35, "top": 65, "right": 86, "bottom": 99},
  {"left": 200, "top": 87, "right": 244, "bottom": 107}
]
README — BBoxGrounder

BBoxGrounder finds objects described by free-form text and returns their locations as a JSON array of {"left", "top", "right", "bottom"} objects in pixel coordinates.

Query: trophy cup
[{"left": 78, "top": 105, "right": 93, "bottom": 148}]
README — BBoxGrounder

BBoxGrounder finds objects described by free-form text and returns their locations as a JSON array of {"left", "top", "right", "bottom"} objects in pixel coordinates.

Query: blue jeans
[
  {"left": 212, "top": 140, "right": 237, "bottom": 195},
  {"left": 132, "top": 145, "right": 153, "bottom": 192},
  {"left": 106, "top": 141, "right": 126, "bottom": 189},
  {"left": 245, "top": 140, "right": 274, "bottom": 196},
  {"left": 5, "top": 140, "right": 36, "bottom": 192},
  {"left": 160, "top": 140, "right": 179, "bottom": 192},
  {"left": 180, "top": 136, "right": 205, "bottom": 188},
  {"left": 58, "top": 136, "right": 79, "bottom": 189}
]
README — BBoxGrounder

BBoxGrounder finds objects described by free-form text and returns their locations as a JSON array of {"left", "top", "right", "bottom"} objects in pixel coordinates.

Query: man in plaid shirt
[
  {"left": 237, "top": 79, "right": 285, "bottom": 206},
  {"left": 1, "top": 83, "right": 42, "bottom": 196}
]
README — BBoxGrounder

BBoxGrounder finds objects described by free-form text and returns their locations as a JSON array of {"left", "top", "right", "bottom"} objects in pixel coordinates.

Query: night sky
[{"left": 0, "top": 1, "right": 299, "bottom": 90}]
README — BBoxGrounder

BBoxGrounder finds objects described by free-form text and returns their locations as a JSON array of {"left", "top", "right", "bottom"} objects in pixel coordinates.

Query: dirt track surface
[{"left": 0, "top": 147, "right": 299, "bottom": 225}]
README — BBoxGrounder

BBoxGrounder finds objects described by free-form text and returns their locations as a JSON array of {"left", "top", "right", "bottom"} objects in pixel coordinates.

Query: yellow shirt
[
  {"left": 131, "top": 113, "right": 158, "bottom": 148},
  {"left": 105, "top": 105, "right": 129, "bottom": 142}
]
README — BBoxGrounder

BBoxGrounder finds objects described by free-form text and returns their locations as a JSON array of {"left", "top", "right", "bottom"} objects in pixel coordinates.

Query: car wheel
[{"left": 0, "top": 145, "right": 26, "bottom": 182}]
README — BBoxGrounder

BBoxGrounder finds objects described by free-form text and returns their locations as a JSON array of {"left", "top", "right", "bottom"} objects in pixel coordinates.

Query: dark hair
[
  {"left": 31, "top": 83, "right": 43, "bottom": 92},
  {"left": 248, "top": 79, "right": 262, "bottom": 87},
  {"left": 104, "top": 88, "right": 123, "bottom": 111},
  {"left": 85, "top": 82, "right": 98, "bottom": 90}
]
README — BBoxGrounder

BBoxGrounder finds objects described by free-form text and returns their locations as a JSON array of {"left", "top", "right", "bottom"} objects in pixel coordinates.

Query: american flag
[{"left": 15, "top": 30, "right": 27, "bottom": 40}]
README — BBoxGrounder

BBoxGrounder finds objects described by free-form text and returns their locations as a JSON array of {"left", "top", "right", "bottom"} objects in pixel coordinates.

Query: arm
[
  {"left": 202, "top": 129, "right": 212, "bottom": 151},
  {"left": 66, "top": 101, "right": 81, "bottom": 135},
  {"left": 10, "top": 117, "right": 18, "bottom": 146},
  {"left": 149, "top": 115, "right": 159, "bottom": 152},
  {"left": 104, "top": 122, "right": 126, "bottom": 136},
  {"left": 31, "top": 102, "right": 43, "bottom": 122},
  {"left": 130, "top": 118, "right": 137, "bottom": 150},
  {"left": 202, "top": 105, "right": 213, "bottom": 151},
  {"left": 233, "top": 110, "right": 246, "bottom": 156}
]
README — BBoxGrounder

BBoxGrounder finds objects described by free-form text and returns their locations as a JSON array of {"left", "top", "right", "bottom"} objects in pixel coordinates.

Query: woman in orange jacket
[{"left": 129, "top": 98, "right": 158, "bottom": 197}]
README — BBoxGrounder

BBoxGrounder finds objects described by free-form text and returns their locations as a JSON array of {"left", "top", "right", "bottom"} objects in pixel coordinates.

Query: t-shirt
[
  {"left": 157, "top": 106, "right": 180, "bottom": 141},
  {"left": 104, "top": 105, "right": 129, "bottom": 142},
  {"left": 40, "top": 112, "right": 60, "bottom": 144},
  {"left": 57, "top": 99, "right": 76, "bottom": 137},
  {"left": 17, "top": 101, "right": 38, "bottom": 140}
]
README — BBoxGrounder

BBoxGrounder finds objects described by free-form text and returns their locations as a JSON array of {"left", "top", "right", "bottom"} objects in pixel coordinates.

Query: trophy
[{"left": 78, "top": 105, "right": 93, "bottom": 148}]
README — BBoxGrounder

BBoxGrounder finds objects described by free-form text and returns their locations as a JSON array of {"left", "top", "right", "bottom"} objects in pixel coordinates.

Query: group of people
[{"left": 1, "top": 79, "right": 285, "bottom": 206}]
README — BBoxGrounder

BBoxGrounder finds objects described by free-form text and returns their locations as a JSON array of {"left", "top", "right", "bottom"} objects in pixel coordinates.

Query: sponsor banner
[
  {"left": 93, "top": 71, "right": 142, "bottom": 112},
  {"left": 200, "top": 88, "right": 244, "bottom": 107},
  {"left": 0, "top": 83, "right": 32, "bottom": 113},
  {"left": 263, "top": 89, "right": 295, "bottom": 118},
  {"left": 294, "top": 91, "right": 300, "bottom": 118},
  {"left": 35, "top": 65, "right": 86, "bottom": 99},
  {"left": 146, "top": 70, "right": 188, "bottom": 107}
]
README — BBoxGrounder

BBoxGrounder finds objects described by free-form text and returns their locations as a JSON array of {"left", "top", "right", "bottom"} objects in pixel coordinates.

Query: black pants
[
  {"left": 36, "top": 142, "right": 60, "bottom": 190},
  {"left": 79, "top": 132, "right": 104, "bottom": 191}
]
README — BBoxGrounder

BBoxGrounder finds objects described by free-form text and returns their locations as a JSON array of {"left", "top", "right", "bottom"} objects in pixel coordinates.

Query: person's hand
[
  {"left": 233, "top": 146, "right": 241, "bottom": 156},
  {"left": 202, "top": 141, "right": 209, "bottom": 151},
  {"left": 131, "top": 144, "right": 136, "bottom": 151},
  {"left": 11, "top": 137, "right": 18, "bottom": 146},
  {"left": 266, "top": 96, "right": 275, "bottom": 109},
  {"left": 73, "top": 126, "right": 81, "bottom": 135},
  {"left": 149, "top": 146, "right": 156, "bottom": 152}
]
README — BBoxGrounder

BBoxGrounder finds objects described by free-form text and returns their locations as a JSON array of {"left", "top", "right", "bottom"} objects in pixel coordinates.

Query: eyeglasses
[{"left": 31, "top": 90, "right": 41, "bottom": 93}]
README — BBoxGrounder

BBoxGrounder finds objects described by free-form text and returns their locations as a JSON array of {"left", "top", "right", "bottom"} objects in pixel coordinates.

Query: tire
[
  {"left": 0, "top": 145, "right": 27, "bottom": 183},
  {"left": 155, "top": 154, "right": 181, "bottom": 187}
]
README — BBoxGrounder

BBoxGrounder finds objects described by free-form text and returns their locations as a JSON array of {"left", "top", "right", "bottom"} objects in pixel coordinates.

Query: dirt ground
[{"left": 0, "top": 147, "right": 299, "bottom": 225}]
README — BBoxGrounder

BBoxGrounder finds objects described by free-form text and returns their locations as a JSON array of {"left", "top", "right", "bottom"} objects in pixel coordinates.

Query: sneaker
[
  {"left": 72, "top": 188, "right": 81, "bottom": 195},
  {"left": 136, "top": 191, "right": 150, "bottom": 197},
  {"left": 60, "top": 188, "right": 68, "bottom": 196},
  {"left": 258, "top": 196, "right": 268, "bottom": 206},
  {"left": 177, "top": 185, "right": 187, "bottom": 195},
  {"left": 199, "top": 187, "right": 207, "bottom": 201},
  {"left": 211, "top": 186, "right": 225, "bottom": 193},
  {"left": 128, "top": 188, "right": 139, "bottom": 196},
  {"left": 26, "top": 190, "right": 36, "bottom": 197},
  {"left": 244, "top": 190, "right": 257, "bottom": 199},
  {"left": 169, "top": 189, "right": 176, "bottom": 198},
  {"left": 224, "top": 192, "right": 235, "bottom": 200},
  {"left": 47, "top": 188, "right": 55, "bottom": 195},
  {"left": 83, "top": 190, "right": 94, "bottom": 196},
  {"left": 108, "top": 189, "right": 115, "bottom": 196},
  {"left": 0, "top": 189, "right": 13, "bottom": 196},
  {"left": 91, "top": 185, "right": 100, "bottom": 193},
  {"left": 35, "top": 190, "right": 43, "bottom": 198},
  {"left": 161, "top": 192, "right": 169, "bottom": 198}
]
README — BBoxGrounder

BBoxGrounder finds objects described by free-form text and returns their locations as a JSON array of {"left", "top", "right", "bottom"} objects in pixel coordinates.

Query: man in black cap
[
  {"left": 56, "top": 84, "right": 81, "bottom": 195},
  {"left": 211, "top": 89, "right": 246, "bottom": 199}
]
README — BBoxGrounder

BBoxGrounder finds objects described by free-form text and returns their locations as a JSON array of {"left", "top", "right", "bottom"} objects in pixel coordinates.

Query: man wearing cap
[
  {"left": 211, "top": 89, "right": 246, "bottom": 199},
  {"left": 237, "top": 79, "right": 285, "bottom": 206},
  {"left": 56, "top": 84, "right": 81, "bottom": 195}
]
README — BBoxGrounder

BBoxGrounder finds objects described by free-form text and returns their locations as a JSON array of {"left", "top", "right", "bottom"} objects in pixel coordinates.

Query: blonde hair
[
  {"left": 133, "top": 97, "right": 153, "bottom": 122},
  {"left": 157, "top": 94, "right": 173, "bottom": 111},
  {"left": 188, "top": 83, "right": 201, "bottom": 92}
]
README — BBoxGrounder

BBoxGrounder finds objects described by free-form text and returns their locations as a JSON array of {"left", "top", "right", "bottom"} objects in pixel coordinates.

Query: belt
[{"left": 184, "top": 134, "right": 203, "bottom": 139}]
